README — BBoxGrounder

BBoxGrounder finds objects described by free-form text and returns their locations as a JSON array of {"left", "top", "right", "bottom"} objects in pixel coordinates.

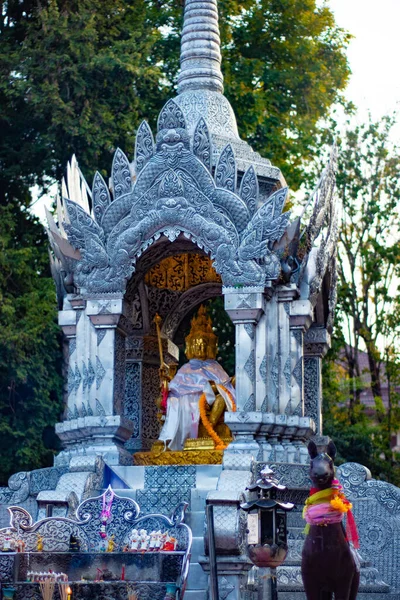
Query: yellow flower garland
[
  {"left": 330, "top": 491, "right": 352, "bottom": 513},
  {"left": 198, "top": 385, "right": 236, "bottom": 451}
]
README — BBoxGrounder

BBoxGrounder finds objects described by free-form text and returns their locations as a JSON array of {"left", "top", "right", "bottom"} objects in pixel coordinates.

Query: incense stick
[
  {"left": 39, "top": 579, "right": 55, "bottom": 600},
  {"left": 58, "top": 582, "right": 69, "bottom": 600}
]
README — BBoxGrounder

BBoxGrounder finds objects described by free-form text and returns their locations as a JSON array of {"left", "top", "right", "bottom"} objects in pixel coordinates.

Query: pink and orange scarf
[{"left": 302, "top": 479, "right": 360, "bottom": 549}]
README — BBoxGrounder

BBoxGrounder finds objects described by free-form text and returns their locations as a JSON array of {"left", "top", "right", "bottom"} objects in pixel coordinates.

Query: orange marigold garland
[
  {"left": 199, "top": 393, "right": 226, "bottom": 450},
  {"left": 198, "top": 385, "right": 236, "bottom": 451},
  {"left": 330, "top": 490, "right": 352, "bottom": 513}
]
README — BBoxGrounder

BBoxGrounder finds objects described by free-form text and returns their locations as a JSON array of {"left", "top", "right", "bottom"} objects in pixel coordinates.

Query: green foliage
[
  {"left": 207, "top": 297, "right": 235, "bottom": 376},
  {"left": 0, "top": 0, "right": 165, "bottom": 481},
  {"left": 1, "top": 0, "right": 350, "bottom": 195},
  {"left": 322, "top": 343, "right": 400, "bottom": 485},
  {"left": 321, "top": 117, "right": 400, "bottom": 483},
  {"left": 336, "top": 115, "right": 400, "bottom": 406},
  {"left": 0, "top": 206, "right": 63, "bottom": 485},
  {"left": 0, "top": 0, "right": 164, "bottom": 198}
]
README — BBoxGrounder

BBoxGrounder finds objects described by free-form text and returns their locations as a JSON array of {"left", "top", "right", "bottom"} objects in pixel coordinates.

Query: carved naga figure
[
  {"left": 158, "top": 305, "right": 235, "bottom": 451},
  {"left": 301, "top": 440, "right": 360, "bottom": 600}
]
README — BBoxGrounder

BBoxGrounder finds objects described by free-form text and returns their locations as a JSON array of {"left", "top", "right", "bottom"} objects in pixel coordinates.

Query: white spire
[{"left": 177, "top": 0, "right": 224, "bottom": 95}]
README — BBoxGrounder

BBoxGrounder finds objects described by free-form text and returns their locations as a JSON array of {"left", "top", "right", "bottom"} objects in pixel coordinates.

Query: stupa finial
[{"left": 177, "top": 0, "right": 224, "bottom": 95}]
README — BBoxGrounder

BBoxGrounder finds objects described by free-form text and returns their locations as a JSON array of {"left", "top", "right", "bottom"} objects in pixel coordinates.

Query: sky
[
  {"left": 330, "top": 0, "right": 400, "bottom": 127},
  {"left": 31, "top": 0, "right": 400, "bottom": 221}
]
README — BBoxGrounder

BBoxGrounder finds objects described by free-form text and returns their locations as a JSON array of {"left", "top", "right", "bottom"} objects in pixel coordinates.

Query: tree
[
  {"left": 322, "top": 115, "right": 400, "bottom": 484},
  {"left": 0, "top": 0, "right": 165, "bottom": 482},
  {"left": 1, "top": 0, "right": 351, "bottom": 197},
  {"left": 336, "top": 115, "right": 400, "bottom": 417},
  {"left": 0, "top": 0, "right": 164, "bottom": 202},
  {"left": 0, "top": 205, "right": 63, "bottom": 485}
]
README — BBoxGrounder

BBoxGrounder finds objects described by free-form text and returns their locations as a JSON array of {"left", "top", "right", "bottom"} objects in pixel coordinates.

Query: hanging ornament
[{"left": 99, "top": 489, "right": 115, "bottom": 539}]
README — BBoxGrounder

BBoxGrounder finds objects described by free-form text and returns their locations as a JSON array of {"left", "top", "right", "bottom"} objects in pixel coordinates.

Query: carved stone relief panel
[
  {"left": 113, "top": 330, "right": 126, "bottom": 415},
  {"left": 124, "top": 362, "right": 142, "bottom": 451},
  {"left": 303, "top": 356, "right": 321, "bottom": 432},
  {"left": 141, "top": 365, "right": 162, "bottom": 450}
]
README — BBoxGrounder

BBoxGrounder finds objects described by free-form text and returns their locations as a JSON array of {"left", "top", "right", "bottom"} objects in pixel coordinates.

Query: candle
[{"left": 67, "top": 585, "right": 72, "bottom": 600}]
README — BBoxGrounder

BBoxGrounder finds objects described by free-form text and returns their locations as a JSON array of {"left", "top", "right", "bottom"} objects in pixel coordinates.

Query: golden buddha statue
[{"left": 157, "top": 305, "right": 236, "bottom": 452}]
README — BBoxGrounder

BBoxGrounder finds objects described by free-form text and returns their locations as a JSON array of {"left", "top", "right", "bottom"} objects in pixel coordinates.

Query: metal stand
[
  {"left": 258, "top": 568, "right": 278, "bottom": 600},
  {"left": 270, "top": 567, "right": 278, "bottom": 600},
  {"left": 206, "top": 503, "right": 219, "bottom": 600}
]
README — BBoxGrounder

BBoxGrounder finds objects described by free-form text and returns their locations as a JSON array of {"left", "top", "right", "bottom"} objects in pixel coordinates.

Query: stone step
[
  {"left": 186, "top": 562, "right": 208, "bottom": 590},
  {"left": 278, "top": 594, "right": 400, "bottom": 600},
  {"left": 184, "top": 588, "right": 208, "bottom": 600},
  {"left": 191, "top": 535, "right": 205, "bottom": 558},
  {"left": 185, "top": 510, "right": 205, "bottom": 538},
  {"left": 110, "top": 464, "right": 221, "bottom": 492},
  {"left": 190, "top": 488, "right": 210, "bottom": 511}
]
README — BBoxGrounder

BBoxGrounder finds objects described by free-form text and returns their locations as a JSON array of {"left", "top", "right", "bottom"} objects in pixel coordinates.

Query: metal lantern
[{"left": 241, "top": 467, "right": 294, "bottom": 599}]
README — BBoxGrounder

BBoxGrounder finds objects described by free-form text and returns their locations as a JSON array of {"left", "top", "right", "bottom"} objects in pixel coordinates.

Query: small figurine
[
  {"left": 100, "top": 523, "right": 107, "bottom": 539},
  {"left": 162, "top": 533, "right": 177, "bottom": 551},
  {"left": 2, "top": 529, "right": 14, "bottom": 552},
  {"left": 106, "top": 534, "right": 116, "bottom": 553},
  {"left": 139, "top": 529, "right": 149, "bottom": 552},
  {"left": 130, "top": 529, "right": 140, "bottom": 552},
  {"left": 36, "top": 534, "right": 44, "bottom": 552},
  {"left": 101, "top": 568, "right": 117, "bottom": 581},
  {"left": 149, "top": 530, "right": 157, "bottom": 551},
  {"left": 100, "top": 540, "right": 107, "bottom": 553},
  {"left": 16, "top": 539, "right": 26, "bottom": 553}
]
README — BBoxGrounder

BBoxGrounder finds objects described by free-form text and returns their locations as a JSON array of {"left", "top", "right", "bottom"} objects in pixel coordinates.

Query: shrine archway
[{"left": 122, "top": 237, "right": 231, "bottom": 452}]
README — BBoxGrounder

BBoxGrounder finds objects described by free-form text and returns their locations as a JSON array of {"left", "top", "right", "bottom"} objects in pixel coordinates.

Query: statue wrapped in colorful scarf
[
  {"left": 301, "top": 440, "right": 360, "bottom": 600},
  {"left": 158, "top": 306, "right": 236, "bottom": 451}
]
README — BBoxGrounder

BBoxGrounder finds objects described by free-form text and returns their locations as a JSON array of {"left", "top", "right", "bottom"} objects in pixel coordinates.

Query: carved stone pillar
[
  {"left": 254, "top": 292, "right": 270, "bottom": 411},
  {"left": 224, "top": 287, "right": 264, "bottom": 412},
  {"left": 55, "top": 296, "right": 134, "bottom": 465},
  {"left": 276, "top": 285, "right": 298, "bottom": 415},
  {"left": 289, "top": 297, "right": 313, "bottom": 417},
  {"left": 303, "top": 326, "right": 331, "bottom": 433},
  {"left": 58, "top": 295, "right": 78, "bottom": 420}
]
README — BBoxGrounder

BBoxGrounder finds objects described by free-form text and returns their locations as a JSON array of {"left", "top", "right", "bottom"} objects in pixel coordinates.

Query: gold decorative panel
[
  {"left": 145, "top": 253, "right": 221, "bottom": 292},
  {"left": 133, "top": 448, "right": 224, "bottom": 466}
]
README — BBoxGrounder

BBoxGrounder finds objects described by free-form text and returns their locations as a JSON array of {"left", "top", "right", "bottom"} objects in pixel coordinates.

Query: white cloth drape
[{"left": 158, "top": 359, "right": 235, "bottom": 451}]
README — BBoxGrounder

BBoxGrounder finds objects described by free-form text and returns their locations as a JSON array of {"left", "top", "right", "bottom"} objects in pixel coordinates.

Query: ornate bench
[{"left": 0, "top": 486, "right": 192, "bottom": 599}]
